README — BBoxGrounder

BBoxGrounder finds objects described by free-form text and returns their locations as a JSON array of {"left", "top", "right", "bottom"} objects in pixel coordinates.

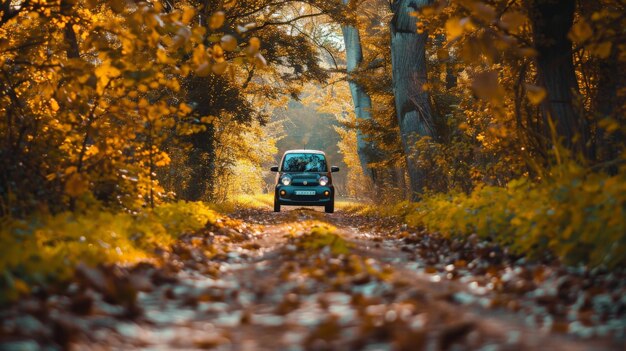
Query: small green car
[{"left": 270, "top": 150, "right": 339, "bottom": 213}]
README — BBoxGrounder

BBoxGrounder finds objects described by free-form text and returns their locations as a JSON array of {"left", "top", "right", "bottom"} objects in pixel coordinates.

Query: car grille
[
  {"left": 292, "top": 194, "right": 320, "bottom": 201},
  {"left": 291, "top": 179, "right": 318, "bottom": 186}
]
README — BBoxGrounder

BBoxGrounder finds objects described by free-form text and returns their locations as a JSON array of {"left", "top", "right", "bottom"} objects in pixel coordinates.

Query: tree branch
[{"left": 252, "top": 11, "right": 328, "bottom": 31}]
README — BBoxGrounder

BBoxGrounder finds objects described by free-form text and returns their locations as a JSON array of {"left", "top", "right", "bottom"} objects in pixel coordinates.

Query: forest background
[{"left": 1, "top": 0, "right": 625, "bottom": 301}]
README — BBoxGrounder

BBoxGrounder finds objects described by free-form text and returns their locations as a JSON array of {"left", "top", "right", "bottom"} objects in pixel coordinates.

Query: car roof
[{"left": 283, "top": 149, "right": 326, "bottom": 155}]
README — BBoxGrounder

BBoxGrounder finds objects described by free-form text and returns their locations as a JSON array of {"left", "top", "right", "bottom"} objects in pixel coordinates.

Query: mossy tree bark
[
  {"left": 341, "top": 0, "right": 381, "bottom": 180},
  {"left": 390, "top": 0, "right": 437, "bottom": 198}
]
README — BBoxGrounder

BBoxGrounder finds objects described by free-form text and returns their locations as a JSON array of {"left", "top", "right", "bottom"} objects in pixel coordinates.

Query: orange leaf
[
  {"left": 65, "top": 173, "right": 88, "bottom": 197},
  {"left": 445, "top": 17, "right": 465, "bottom": 40},
  {"left": 500, "top": 11, "right": 526, "bottom": 34},
  {"left": 525, "top": 84, "right": 547, "bottom": 105},
  {"left": 209, "top": 11, "right": 225, "bottom": 29},
  {"left": 569, "top": 19, "right": 592, "bottom": 43}
]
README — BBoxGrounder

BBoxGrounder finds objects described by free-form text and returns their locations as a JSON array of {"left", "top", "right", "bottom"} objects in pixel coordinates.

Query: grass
[
  {"left": 232, "top": 194, "right": 274, "bottom": 208},
  {"left": 341, "top": 163, "right": 626, "bottom": 270},
  {"left": 232, "top": 193, "right": 369, "bottom": 211},
  {"left": 0, "top": 201, "right": 223, "bottom": 302}
]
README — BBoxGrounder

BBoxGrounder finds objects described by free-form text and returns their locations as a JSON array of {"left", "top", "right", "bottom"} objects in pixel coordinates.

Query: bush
[
  {"left": 352, "top": 163, "right": 626, "bottom": 269},
  {"left": 0, "top": 201, "right": 219, "bottom": 302}
]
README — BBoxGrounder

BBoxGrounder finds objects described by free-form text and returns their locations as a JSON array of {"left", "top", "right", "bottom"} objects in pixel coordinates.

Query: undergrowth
[
  {"left": 347, "top": 162, "right": 626, "bottom": 270},
  {"left": 233, "top": 193, "right": 367, "bottom": 211},
  {"left": 233, "top": 194, "right": 274, "bottom": 208},
  {"left": 294, "top": 225, "right": 351, "bottom": 255},
  {"left": 0, "top": 201, "right": 221, "bottom": 302}
]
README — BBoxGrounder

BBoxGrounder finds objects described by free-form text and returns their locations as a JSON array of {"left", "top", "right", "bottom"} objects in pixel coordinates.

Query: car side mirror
[
  {"left": 331, "top": 166, "right": 340, "bottom": 172},
  {"left": 270, "top": 166, "right": 279, "bottom": 172}
]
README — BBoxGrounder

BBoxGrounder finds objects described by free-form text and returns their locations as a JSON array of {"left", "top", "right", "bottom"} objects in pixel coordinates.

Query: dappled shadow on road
[{"left": 1, "top": 206, "right": 624, "bottom": 350}]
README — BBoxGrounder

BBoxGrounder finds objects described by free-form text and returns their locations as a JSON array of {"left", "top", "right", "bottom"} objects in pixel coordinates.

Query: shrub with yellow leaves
[
  {"left": 360, "top": 162, "right": 626, "bottom": 270},
  {"left": 0, "top": 0, "right": 266, "bottom": 215},
  {"left": 0, "top": 201, "right": 220, "bottom": 302}
]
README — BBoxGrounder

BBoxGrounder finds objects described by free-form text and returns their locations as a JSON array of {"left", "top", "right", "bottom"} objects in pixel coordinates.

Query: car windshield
[{"left": 282, "top": 153, "right": 327, "bottom": 172}]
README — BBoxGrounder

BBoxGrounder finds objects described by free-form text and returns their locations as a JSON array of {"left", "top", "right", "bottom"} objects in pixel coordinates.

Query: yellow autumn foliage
[
  {"left": 294, "top": 225, "right": 351, "bottom": 256},
  {"left": 0, "top": 0, "right": 266, "bottom": 214},
  {"left": 348, "top": 163, "right": 626, "bottom": 269},
  {"left": 0, "top": 201, "right": 221, "bottom": 302}
]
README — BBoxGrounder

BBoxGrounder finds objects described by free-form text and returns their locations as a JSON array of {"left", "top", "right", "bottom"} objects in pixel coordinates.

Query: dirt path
[{"left": 1, "top": 205, "right": 624, "bottom": 350}]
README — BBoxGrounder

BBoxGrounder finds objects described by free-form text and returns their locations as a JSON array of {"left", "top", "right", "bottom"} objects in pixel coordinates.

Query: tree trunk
[
  {"left": 182, "top": 75, "right": 218, "bottom": 201},
  {"left": 594, "top": 46, "right": 624, "bottom": 170},
  {"left": 529, "top": 0, "right": 590, "bottom": 159},
  {"left": 341, "top": 2, "right": 380, "bottom": 180},
  {"left": 184, "top": 125, "right": 216, "bottom": 201},
  {"left": 390, "top": 0, "right": 436, "bottom": 198}
]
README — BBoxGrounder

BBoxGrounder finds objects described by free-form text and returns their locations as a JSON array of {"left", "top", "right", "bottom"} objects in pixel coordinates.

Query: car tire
[
  {"left": 274, "top": 197, "right": 281, "bottom": 212},
  {"left": 325, "top": 201, "right": 334, "bottom": 214}
]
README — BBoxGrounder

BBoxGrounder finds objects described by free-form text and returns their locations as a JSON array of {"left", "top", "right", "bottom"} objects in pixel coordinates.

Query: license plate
[{"left": 295, "top": 190, "right": 316, "bottom": 195}]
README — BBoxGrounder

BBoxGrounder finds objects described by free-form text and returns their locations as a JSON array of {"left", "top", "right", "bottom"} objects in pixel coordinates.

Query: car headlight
[
  {"left": 319, "top": 176, "right": 329, "bottom": 186},
  {"left": 281, "top": 175, "right": 292, "bottom": 186}
]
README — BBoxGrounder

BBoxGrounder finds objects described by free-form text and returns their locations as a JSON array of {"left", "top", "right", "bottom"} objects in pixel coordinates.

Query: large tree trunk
[
  {"left": 184, "top": 125, "right": 216, "bottom": 201},
  {"left": 594, "top": 46, "right": 624, "bottom": 170},
  {"left": 529, "top": 0, "right": 590, "bottom": 159},
  {"left": 341, "top": 2, "right": 380, "bottom": 180},
  {"left": 390, "top": 0, "right": 436, "bottom": 198},
  {"left": 182, "top": 75, "right": 217, "bottom": 201}
]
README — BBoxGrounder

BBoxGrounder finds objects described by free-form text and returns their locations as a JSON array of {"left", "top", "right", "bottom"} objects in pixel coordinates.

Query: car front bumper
[{"left": 275, "top": 185, "right": 334, "bottom": 206}]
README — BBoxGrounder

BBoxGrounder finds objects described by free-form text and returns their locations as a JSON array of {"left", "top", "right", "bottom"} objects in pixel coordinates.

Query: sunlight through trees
[{"left": 1, "top": 0, "right": 625, "bottom": 348}]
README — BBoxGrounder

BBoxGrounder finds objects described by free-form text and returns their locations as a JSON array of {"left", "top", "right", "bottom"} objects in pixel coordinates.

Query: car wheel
[
  {"left": 274, "top": 196, "right": 281, "bottom": 212},
  {"left": 325, "top": 201, "right": 334, "bottom": 214}
]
